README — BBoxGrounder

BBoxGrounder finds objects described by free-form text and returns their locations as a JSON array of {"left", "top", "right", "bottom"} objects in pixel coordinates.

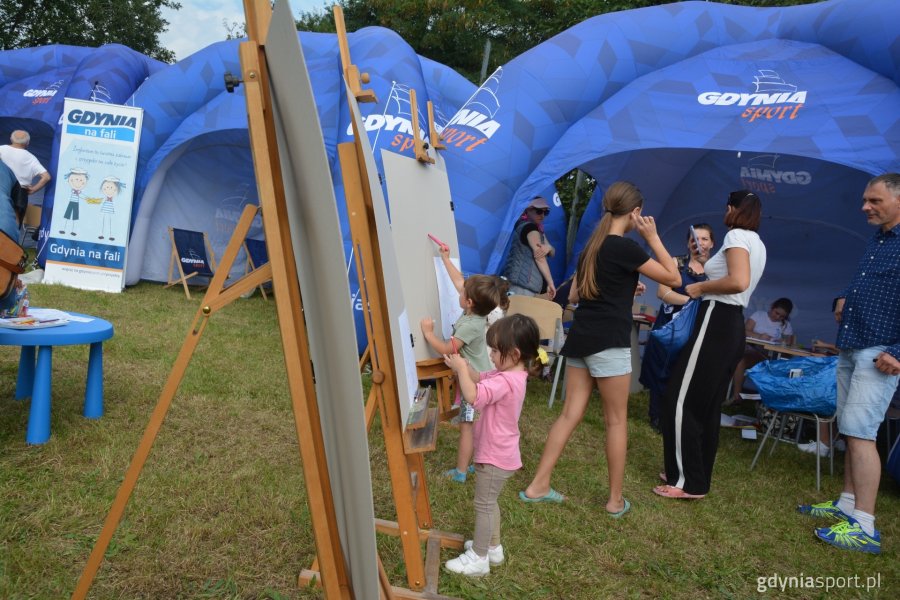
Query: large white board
[
  {"left": 265, "top": 1, "right": 378, "bottom": 595},
  {"left": 382, "top": 150, "right": 460, "bottom": 362}
]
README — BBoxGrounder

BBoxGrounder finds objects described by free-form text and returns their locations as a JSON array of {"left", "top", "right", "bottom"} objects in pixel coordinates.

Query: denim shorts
[
  {"left": 836, "top": 346, "right": 900, "bottom": 440},
  {"left": 566, "top": 347, "right": 631, "bottom": 378}
]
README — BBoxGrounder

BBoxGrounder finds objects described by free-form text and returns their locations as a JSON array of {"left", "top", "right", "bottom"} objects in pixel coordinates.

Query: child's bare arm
[
  {"left": 439, "top": 245, "right": 465, "bottom": 294},
  {"left": 420, "top": 317, "right": 456, "bottom": 355},
  {"left": 444, "top": 353, "right": 477, "bottom": 404}
]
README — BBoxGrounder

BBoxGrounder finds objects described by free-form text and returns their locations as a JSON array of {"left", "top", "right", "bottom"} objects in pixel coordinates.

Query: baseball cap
[{"left": 528, "top": 196, "right": 550, "bottom": 210}]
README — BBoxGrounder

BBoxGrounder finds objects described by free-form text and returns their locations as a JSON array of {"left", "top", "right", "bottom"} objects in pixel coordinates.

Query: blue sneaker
[
  {"left": 443, "top": 468, "right": 466, "bottom": 483},
  {"left": 815, "top": 517, "right": 881, "bottom": 555},
  {"left": 796, "top": 500, "right": 849, "bottom": 521}
]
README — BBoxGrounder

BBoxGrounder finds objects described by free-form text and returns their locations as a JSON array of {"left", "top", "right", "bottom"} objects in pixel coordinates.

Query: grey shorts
[{"left": 565, "top": 347, "right": 631, "bottom": 378}]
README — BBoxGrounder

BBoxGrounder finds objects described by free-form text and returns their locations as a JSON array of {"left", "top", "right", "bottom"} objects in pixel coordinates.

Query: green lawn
[{"left": 1, "top": 281, "right": 897, "bottom": 599}]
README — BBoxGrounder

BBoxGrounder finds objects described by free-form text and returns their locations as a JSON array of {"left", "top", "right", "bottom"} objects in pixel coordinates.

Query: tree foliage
[{"left": 0, "top": 0, "right": 181, "bottom": 63}]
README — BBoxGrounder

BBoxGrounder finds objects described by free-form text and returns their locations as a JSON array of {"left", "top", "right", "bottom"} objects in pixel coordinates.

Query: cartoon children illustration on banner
[
  {"left": 59, "top": 167, "right": 88, "bottom": 236},
  {"left": 98, "top": 176, "right": 124, "bottom": 240}
]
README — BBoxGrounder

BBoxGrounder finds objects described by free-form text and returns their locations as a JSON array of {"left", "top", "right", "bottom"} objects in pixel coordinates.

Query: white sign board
[{"left": 44, "top": 98, "right": 142, "bottom": 292}]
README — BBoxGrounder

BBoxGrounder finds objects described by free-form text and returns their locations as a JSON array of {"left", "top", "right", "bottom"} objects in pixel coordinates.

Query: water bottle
[{"left": 21, "top": 286, "right": 29, "bottom": 317}]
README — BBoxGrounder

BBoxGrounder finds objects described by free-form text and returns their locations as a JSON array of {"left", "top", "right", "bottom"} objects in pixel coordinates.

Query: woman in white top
[
  {"left": 655, "top": 190, "right": 766, "bottom": 499},
  {"left": 730, "top": 298, "right": 795, "bottom": 403}
]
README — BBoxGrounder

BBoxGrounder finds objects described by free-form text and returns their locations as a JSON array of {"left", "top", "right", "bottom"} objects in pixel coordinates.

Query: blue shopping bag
[
  {"left": 747, "top": 356, "right": 837, "bottom": 415},
  {"left": 649, "top": 298, "right": 699, "bottom": 354}
]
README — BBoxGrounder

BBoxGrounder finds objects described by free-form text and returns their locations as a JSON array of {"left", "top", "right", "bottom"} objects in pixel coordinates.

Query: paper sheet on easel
[{"left": 435, "top": 257, "right": 464, "bottom": 340}]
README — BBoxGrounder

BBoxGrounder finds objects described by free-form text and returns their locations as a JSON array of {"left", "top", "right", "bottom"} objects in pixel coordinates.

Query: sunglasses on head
[{"left": 530, "top": 207, "right": 550, "bottom": 215}]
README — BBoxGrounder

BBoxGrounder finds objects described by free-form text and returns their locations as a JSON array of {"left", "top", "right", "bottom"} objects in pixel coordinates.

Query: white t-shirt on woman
[{"left": 702, "top": 228, "right": 766, "bottom": 308}]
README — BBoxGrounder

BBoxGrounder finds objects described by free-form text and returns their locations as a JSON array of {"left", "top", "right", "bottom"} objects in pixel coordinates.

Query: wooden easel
[
  {"left": 297, "top": 7, "right": 462, "bottom": 598},
  {"left": 71, "top": 1, "right": 389, "bottom": 598}
]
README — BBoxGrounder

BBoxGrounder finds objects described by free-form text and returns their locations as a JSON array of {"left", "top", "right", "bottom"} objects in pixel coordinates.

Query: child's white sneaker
[
  {"left": 464, "top": 540, "right": 504, "bottom": 565},
  {"left": 445, "top": 548, "right": 489, "bottom": 576}
]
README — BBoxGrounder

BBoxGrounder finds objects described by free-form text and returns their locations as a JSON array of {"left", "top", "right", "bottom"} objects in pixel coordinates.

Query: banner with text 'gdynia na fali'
[{"left": 44, "top": 99, "right": 142, "bottom": 292}]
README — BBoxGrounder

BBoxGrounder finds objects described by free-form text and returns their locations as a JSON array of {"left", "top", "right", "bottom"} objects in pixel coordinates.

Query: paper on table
[
  {"left": 26, "top": 308, "right": 72, "bottom": 321},
  {"left": 0, "top": 317, "right": 69, "bottom": 329}
]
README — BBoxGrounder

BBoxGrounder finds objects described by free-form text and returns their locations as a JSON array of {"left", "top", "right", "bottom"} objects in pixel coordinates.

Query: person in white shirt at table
[{"left": 729, "top": 297, "right": 795, "bottom": 404}]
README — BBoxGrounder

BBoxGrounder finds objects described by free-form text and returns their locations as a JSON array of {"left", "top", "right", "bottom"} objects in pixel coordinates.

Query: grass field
[{"left": 1, "top": 281, "right": 897, "bottom": 599}]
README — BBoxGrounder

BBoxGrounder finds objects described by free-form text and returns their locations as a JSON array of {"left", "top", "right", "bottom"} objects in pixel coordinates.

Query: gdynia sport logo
[
  {"left": 440, "top": 67, "right": 504, "bottom": 152},
  {"left": 739, "top": 154, "right": 812, "bottom": 195},
  {"left": 697, "top": 69, "right": 807, "bottom": 123}
]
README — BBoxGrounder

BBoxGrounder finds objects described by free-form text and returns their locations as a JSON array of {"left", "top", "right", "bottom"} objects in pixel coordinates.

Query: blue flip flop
[
  {"left": 519, "top": 488, "right": 565, "bottom": 503},
  {"left": 607, "top": 498, "right": 631, "bottom": 519}
]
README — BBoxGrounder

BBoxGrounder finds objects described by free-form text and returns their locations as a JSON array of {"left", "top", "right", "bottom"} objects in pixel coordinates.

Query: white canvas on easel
[{"left": 381, "top": 150, "right": 460, "bottom": 362}]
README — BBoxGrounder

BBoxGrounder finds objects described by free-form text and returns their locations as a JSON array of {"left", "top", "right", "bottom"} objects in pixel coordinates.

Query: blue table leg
[
  {"left": 84, "top": 342, "right": 104, "bottom": 419},
  {"left": 26, "top": 346, "right": 53, "bottom": 444},
  {"left": 16, "top": 346, "right": 35, "bottom": 399}
]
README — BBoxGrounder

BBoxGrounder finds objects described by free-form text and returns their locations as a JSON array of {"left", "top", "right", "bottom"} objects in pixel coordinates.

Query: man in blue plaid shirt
[{"left": 798, "top": 173, "right": 900, "bottom": 555}]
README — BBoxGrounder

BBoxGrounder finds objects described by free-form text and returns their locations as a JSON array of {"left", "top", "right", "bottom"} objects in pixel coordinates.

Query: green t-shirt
[{"left": 453, "top": 312, "right": 491, "bottom": 372}]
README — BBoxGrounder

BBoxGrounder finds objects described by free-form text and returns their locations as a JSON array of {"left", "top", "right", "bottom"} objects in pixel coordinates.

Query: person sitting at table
[{"left": 729, "top": 297, "right": 795, "bottom": 404}]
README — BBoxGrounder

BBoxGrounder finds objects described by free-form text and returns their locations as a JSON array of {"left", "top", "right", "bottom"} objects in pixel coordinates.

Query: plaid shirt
[{"left": 836, "top": 223, "right": 900, "bottom": 360}]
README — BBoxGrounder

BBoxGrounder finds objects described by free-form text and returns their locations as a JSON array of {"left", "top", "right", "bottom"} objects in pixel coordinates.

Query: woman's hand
[
  {"left": 635, "top": 281, "right": 646, "bottom": 296},
  {"left": 631, "top": 213, "right": 659, "bottom": 240},
  {"left": 684, "top": 282, "right": 704, "bottom": 298},
  {"left": 532, "top": 242, "right": 550, "bottom": 259}
]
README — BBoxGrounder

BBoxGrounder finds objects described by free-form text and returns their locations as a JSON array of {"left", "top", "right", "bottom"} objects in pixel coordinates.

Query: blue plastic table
[{"left": 0, "top": 312, "right": 114, "bottom": 444}]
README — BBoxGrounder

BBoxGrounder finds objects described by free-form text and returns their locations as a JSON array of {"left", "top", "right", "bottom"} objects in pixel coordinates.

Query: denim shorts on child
[
  {"left": 565, "top": 347, "right": 631, "bottom": 378},
  {"left": 836, "top": 346, "right": 900, "bottom": 440}
]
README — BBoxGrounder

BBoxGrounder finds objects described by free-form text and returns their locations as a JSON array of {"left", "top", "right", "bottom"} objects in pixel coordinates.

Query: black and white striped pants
[{"left": 661, "top": 300, "right": 746, "bottom": 496}]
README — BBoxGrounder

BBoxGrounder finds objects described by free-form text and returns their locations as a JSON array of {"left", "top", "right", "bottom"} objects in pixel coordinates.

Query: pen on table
[{"left": 38, "top": 319, "right": 59, "bottom": 324}]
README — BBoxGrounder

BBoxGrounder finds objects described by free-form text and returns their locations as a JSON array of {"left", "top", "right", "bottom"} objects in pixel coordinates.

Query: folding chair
[
  {"left": 243, "top": 237, "right": 271, "bottom": 300},
  {"left": 506, "top": 295, "right": 564, "bottom": 406},
  {"left": 747, "top": 356, "right": 838, "bottom": 490},
  {"left": 165, "top": 227, "right": 218, "bottom": 299},
  {"left": 19, "top": 204, "right": 41, "bottom": 248}
]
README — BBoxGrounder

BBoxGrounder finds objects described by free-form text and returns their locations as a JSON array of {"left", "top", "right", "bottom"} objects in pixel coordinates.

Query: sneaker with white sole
[
  {"left": 445, "top": 548, "right": 489, "bottom": 576},
  {"left": 797, "top": 440, "right": 831, "bottom": 457},
  {"left": 463, "top": 540, "right": 504, "bottom": 565}
]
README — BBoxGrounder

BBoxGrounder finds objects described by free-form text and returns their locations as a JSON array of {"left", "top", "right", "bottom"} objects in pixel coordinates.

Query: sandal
[
  {"left": 652, "top": 484, "right": 705, "bottom": 500},
  {"left": 519, "top": 488, "right": 565, "bottom": 504},
  {"left": 607, "top": 498, "right": 631, "bottom": 518}
]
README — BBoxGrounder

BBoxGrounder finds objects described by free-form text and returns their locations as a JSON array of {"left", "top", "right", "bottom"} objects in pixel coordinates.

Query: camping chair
[
  {"left": 243, "top": 237, "right": 271, "bottom": 300},
  {"left": 506, "top": 295, "right": 564, "bottom": 406},
  {"left": 19, "top": 204, "right": 41, "bottom": 248},
  {"left": 747, "top": 356, "right": 838, "bottom": 491},
  {"left": 165, "top": 227, "right": 218, "bottom": 299}
]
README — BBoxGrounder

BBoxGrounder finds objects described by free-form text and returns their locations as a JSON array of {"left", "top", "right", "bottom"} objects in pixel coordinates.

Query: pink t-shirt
[{"left": 471, "top": 369, "right": 528, "bottom": 471}]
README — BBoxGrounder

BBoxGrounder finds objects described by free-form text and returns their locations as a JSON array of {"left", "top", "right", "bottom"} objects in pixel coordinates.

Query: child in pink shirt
[{"left": 442, "top": 314, "right": 540, "bottom": 576}]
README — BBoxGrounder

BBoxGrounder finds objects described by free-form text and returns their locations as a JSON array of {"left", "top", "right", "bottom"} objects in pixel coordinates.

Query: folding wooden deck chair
[
  {"left": 242, "top": 237, "right": 271, "bottom": 300},
  {"left": 506, "top": 295, "right": 564, "bottom": 406},
  {"left": 165, "top": 227, "right": 218, "bottom": 299}
]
